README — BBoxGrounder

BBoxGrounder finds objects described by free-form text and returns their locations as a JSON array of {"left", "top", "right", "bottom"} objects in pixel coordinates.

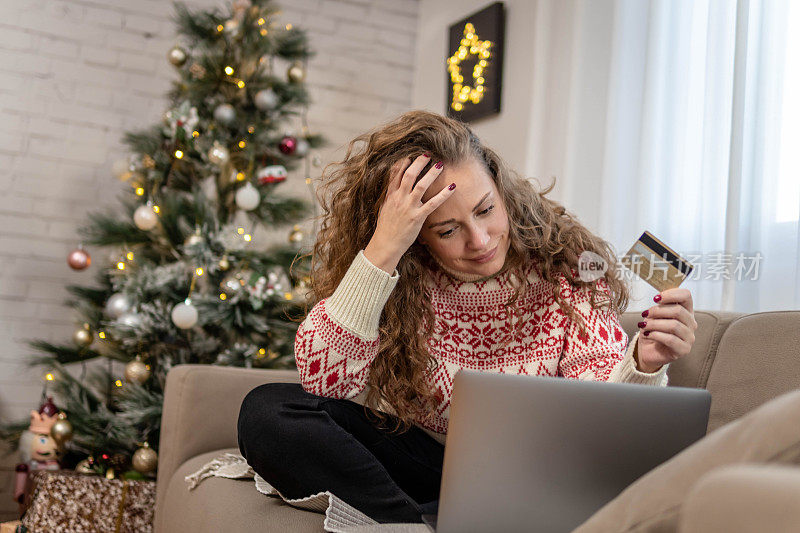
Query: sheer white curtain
[{"left": 544, "top": 0, "right": 799, "bottom": 312}]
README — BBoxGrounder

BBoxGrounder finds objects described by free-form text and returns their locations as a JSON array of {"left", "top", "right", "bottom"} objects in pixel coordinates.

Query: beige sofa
[{"left": 154, "top": 310, "right": 800, "bottom": 532}]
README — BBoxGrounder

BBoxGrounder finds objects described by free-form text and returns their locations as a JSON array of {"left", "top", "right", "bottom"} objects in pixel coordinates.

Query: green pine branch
[
  {"left": 274, "top": 27, "right": 314, "bottom": 59},
  {"left": 26, "top": 341, "right": 105, "bottom": 366},
  {"left": 65, "top": 284, "right": 111, "bottom": 307},
  {"left": 123, "top": 126, "right": 164, "bottom": 157},
  {"left": 254, "top": 194, "right": 310, "bottom": 224},
  {"left": 79, "top": 210, "right": 150, "bottom": 247},
  {"left": 172, "top": 2, "right": 225, "bottom": 45}
]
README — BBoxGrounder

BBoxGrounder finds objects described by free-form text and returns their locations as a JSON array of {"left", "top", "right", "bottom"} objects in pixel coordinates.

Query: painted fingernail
[
  {"left": 448, "top": 183, "right": 456, "bottom": 190},
  {"left": 422, "top": 153, "right": 431, "bottom": 158},
  {"left": 653, "top": 294, "right": 662, "bottom": 303},
  {"left": 637, "top": 321, "right": 646, "bottom": 329},
  {"left": 641, "top": 310, "right": 649, "bottom": 318},
  {"left": 435, "top": 161, "right": 444, "bottom": 169},
  {"left": 643, "top": 331, "right": 650, "bottom": 336}
]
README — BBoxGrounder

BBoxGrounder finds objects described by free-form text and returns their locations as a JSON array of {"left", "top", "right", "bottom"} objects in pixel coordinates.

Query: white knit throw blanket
[{"left": 185, "top": 452, "right": 383, "bottom": 532}]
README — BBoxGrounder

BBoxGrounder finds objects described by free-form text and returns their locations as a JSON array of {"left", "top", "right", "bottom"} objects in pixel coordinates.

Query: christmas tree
[{"left": 1, "top": 0, "right": 325, "bottom": 479}]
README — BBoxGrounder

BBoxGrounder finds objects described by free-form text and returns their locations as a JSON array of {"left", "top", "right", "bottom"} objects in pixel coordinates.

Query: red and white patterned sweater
[{"left": 294, "top": 250, "right": 667, "bottom": 443}]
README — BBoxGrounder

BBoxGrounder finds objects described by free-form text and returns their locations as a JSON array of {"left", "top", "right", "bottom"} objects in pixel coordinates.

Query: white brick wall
[{"left": 0, "top": 0, "right": 419, "bottom": 520}]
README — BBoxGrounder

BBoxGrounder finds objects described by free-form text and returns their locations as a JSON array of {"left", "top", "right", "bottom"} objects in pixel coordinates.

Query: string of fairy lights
[{"left": 447, "top": 21, "right": 493, "bottom": 112}]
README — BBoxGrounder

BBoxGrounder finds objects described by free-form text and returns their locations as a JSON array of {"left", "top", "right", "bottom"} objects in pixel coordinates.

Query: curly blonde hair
[{"left": 296, "top": 110, "right": 630, "bottom": 434}]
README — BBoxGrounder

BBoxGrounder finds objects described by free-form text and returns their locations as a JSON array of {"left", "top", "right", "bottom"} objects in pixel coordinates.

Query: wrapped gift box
[{"left": 21, "top": 470, "right": 155, "bottom": 533}]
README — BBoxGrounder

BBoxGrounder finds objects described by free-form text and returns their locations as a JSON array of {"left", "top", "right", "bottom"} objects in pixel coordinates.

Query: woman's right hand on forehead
[{"left": 363, "top": 153, "right": 456, "bottom": 274}]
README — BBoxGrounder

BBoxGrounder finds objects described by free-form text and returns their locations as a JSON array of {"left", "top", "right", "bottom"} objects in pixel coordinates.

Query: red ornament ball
[
  {"left": 67, "top": 248, "right": 91, "bottom": 270},
  {"left": 278, "top": 136, "right": 297, "bottom": 155}
]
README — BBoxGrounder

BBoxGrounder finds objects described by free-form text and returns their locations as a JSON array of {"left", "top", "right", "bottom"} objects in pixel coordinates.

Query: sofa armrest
[
  {"left": 678, "top": 464, "right": 800, "bottom": 532},
  {"left": 154, "top": 365, "right": 300, "bottom": 527}
]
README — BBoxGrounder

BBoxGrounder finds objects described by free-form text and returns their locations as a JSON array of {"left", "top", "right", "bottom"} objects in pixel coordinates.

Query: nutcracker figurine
[{"left": 13, "top": 398, "right": 63, "bottom": 510}]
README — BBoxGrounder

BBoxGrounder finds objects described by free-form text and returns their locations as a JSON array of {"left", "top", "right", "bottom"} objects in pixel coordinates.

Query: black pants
[{"left": 237, "top": 382, "right": 445, "bottom": 523}]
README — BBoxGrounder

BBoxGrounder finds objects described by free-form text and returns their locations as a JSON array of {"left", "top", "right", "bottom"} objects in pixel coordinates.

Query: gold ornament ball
[
  {"left": 208, "top": 143, "right": 230, "bottom": 165},
  {"left": 117, "top": 169, "right": 142, "bottom": 183},
  {"left": 168, "top": 46, "right": 188, "bottom": 67},
  {"left": 125, "top": 358, "right": 151, "bottom": 384},
  {"left": 219, "top": 256, "right": 230, "bottom": 271},
  {"left": 287, "top": 62, "right": 305, "bottom": 83},
  {"left": 132, "top": 443, "right": 158, "bottom": 474},
  {"left": 288, "top": 225, "right": 304, "bottom": 244},
  {"left": 72, "top": 325, "right": 93, "bottom": 348},
  {"left": 50, "top": 415, "right": 74, "bottom": 445}
]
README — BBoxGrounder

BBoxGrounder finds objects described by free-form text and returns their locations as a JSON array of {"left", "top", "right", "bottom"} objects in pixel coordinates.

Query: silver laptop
[{"left": 423, "top": 369, "right": 711, "bottom": 532}]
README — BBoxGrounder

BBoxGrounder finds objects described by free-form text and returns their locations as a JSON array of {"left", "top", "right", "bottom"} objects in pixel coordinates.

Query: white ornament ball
[
  {"left": 171, "top": 300, "right": 198, "bottom": 329},
  {"left": 213, "top": 104, "right": 236, "bottom": 126},
  {"left": 118, "top": 312, "right": 142, "bottom": 328},
  {"left": 254, "top": 89, "right": 279, "bottom": 111},
  {"left": 184, "top": 233, "right": 203, "bottom": 246},
  {"left": 133, "top": 205, "right": 158, "bottom": 231},
  {"left": 105, "top": 293, "right": 131, "bottom": 319},
  {"left": 223, "top": 18, "right": 240, "bottom": 34},
  {"left": 295, "top": 138, "right": 310, "bottom": 157},
  {"left": 235, "top": 182, "right": 260, "bottom": 211},
  {"left": 167, "top": 46, "right": 188, "bottom": 67},
  {"left": 208, "top": 143, "right": 230, "bottom": 166}
]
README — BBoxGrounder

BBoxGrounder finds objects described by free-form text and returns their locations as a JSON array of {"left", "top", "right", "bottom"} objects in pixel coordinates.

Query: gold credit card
[{"left": 621, "top": 231, "right": 694, "bottom": 291}]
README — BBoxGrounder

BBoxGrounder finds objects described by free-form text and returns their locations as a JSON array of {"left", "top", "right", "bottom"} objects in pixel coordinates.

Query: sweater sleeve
[
  {"left": 294, "top": 250, "right": 400, "bottom": 398},
  {"left": 557, "top": 277, "right": 668, "bottom": 387}
]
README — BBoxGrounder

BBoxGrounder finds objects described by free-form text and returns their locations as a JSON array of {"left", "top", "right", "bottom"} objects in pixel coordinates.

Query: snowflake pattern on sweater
[{"left": 294, "top": 251, "right": 664, "bottom": 436}]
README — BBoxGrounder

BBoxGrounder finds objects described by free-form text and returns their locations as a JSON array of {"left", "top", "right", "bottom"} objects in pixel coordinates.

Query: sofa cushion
[
  {"left": 678, "top": 464, "right": 800, "bottom": 533},
  {"left": 574, "top": 388, "right": 800, "bottom": 533},
  {"left": 705, "top": 311, "right": 800, "bottom": 431},
  {"left": 160, "top": 448, "right": 325, "bottom": 533},
  {"left": 155, "top": 367, "right": 304, "bottom": 531}
]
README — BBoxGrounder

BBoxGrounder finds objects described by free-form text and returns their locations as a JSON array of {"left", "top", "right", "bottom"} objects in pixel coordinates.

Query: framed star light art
[{"left": 445, "top": 2, "right": 505, "bottom": 122}]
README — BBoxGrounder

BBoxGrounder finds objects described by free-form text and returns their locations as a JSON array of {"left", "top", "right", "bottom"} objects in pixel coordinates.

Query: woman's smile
[{"left": 469, "top": 245, "right": 498, "bottom": 263}]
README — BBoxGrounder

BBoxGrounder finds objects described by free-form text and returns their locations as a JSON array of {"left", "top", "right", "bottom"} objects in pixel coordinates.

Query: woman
[{"left": 237, "top": 110, "right": 697, "bottom": 524}]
